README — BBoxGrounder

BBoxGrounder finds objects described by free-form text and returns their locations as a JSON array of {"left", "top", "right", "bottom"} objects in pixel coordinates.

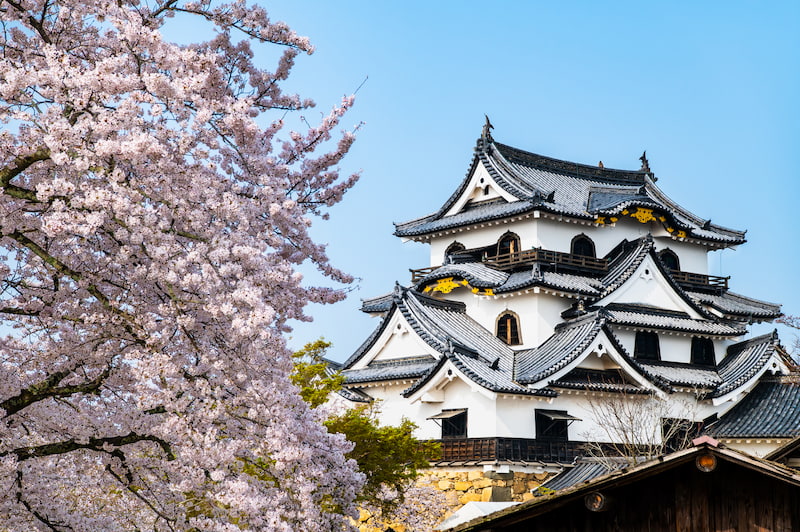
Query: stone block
[
  {"left": 438, "top": 480, "right": 453, "bottom": 490},
  {"left": 459, "top": 492, "right": 483, "bottom": 504},
  {"left": 485, "top": 471, "right": 514, "bottom": 481},
  {"left": 454, "top": 481, "right": 472, "bottom": 491},
  {"left": 481, "top": 486, "right": 513, "bottom": 502},
  {"left": 522, "top": 492, "right": 535, "bottom": 502},
  {"left": 473, "top": 478, "right": 493, "bottom": 489},
  {"left": 467, "top": 470, "right": 483, "bottom": 481},
  {"left": 512, "top": 480, "right": 529, "bottom": 494}
]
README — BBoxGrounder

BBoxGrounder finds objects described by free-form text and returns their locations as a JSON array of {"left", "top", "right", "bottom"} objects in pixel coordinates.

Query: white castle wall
[{"left": 427, "top": 214, "right": 711, "bottom": 276}]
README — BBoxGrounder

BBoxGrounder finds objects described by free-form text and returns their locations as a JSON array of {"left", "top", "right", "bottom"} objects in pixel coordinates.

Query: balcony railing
[
  {"left": 410, "top": 249, "right": 729, "bottom": 291},
  {"left": 485, "top": 249, "right": 609, "bottom": 272},
  {"left": 410, "top": 266, "right": 438, "bottom": 283},
  {"left": 668, "top": 270, "right": 729, "bottom": 291},
  {"left": 428, "top": 437, "right": 584, "bottom": 463}
]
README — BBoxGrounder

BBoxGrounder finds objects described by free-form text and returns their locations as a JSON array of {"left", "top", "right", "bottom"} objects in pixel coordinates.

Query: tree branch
[
  {"left": 0, "top": 147, "right": 50, "bottom": 201},
  {"left": 6, "top": 431, "right": 175, "bottom": 461},
  {"left": 1, "top": 365, "right": 110, "bottom": 418}
]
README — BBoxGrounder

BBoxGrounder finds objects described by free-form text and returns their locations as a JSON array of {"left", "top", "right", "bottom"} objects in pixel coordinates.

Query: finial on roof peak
[
  {"left": 482, "top": 115, "right": 494, "bottom": 142},
  {"left": 639, "top": 150, "right": 650, "bottom": 173}
]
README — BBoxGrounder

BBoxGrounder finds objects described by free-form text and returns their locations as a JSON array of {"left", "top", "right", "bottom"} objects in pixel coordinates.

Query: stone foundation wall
[{"left": 418, "top": 468, "right": 554, "bottom": 509}]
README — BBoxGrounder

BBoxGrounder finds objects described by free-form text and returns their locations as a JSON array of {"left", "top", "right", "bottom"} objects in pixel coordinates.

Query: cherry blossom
[{"left": 0, "top": 0, "right": 363, "bottom": 529}]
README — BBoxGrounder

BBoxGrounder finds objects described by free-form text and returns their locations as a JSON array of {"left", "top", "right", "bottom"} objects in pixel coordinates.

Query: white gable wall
[
  {"left": 444, "top": 163, "right": 517, "bottom": 218},
  {"left": 352, "top": 311, "right": 437, "bottom": 369},
  {"left": 597, "top": 255, "right": 704, "bottom": 317}
]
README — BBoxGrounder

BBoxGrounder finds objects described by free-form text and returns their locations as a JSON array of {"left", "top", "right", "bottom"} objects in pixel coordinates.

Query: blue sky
[{"left": 234, "top": 1, "right": 800, "bottom": 360}]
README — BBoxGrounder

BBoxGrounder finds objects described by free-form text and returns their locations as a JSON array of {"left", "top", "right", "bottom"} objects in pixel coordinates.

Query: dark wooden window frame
[
  {"left": 441, "top": 410, "right": 467, "bottom": 440},
  {"left": 535, "top": 409, "right": 578, "bottom": 441},
  {"left": 634, "top": 331, "right": 661, "bottom": 360},
  {"left": 570, "top": 233, "right": 596, "bottom": 258},
  {"left": 691, "top": 337, "right": 716, "bottom": 366},
  {"left": 496, "top": 232, "right": 521, "bottom": 257},
  {"left": 658, "top": 249, "right": 680, "bottom": 271},
  {"left": 496, "top": 311, "right": 521, "bottom": 345}
]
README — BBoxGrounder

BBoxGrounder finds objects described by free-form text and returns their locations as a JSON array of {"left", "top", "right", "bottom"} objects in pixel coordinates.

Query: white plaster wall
[
  {"left": 652, "top": 237, "right": 709, "bottom": 274},
  {"left": 491, "top": 396, "right": 551, "bottom": 438},
  {"left": 431, "top": 287, "right": 570, "bottom": 349},
  {"left": 354, "top": 312, "right": 435, "bottom": 368},
  {"left": 658, "top": 334, "right": 694, "bottom": 364},
  {"left": 412, "top": 377, "right": 500, "bottom": 439},
  {"left": 444, "top": 164, "right": 516, "bottom": 218},
  {"left": 427, "top": 210, "right": 713, "bottom": 274},
  {"left": 366, "top": 378, "right": 750, "bottom": 447},
  {"left": 428, "top": 220, "right": 540, "bottom": 267},
  {"left": 599, "top": 255, "right": 702, "bottom": 317},
  {"left": 722, "top": 440, "right": 785, "bottom": 458},
  {"left": 544, "top": 391, "right": 718, "bottom": 445},
  {"left": 535, "top": 218, "right": 618, "bottom": 257},
  {"left": 611, "top": 328, "right": 728, "bottom": 366}
]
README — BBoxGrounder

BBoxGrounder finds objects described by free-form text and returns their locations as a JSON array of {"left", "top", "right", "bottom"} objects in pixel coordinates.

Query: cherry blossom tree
[{"left": 0, "top": 0, "right": 363, "bottom": 529}]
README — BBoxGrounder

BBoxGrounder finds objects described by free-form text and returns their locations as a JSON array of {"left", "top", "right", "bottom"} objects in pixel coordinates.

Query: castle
[{"left": 333, "top": 121, "right": 798, "bottom": 499}]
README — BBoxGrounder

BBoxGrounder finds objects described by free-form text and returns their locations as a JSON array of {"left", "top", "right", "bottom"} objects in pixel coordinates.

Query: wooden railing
[
  {"left": 669, "top": 270, "right": 729, "bottom": 290},
  {"left": 410, "top": 266, "right": 438, "bottom": 283},
  {"left": 485, "top": 249, "right": 608, "bottom": 272},
  {"left": 410, "top": 250, "right": 729, "bottom": 291},
  {"left": 409, "top": 248, "right": 608, "bottom": 282},
  {"left": 429, "top": 437, "right": 583, "bottom": 463}
]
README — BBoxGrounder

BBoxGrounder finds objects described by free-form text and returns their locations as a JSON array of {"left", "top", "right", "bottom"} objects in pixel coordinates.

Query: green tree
[{"left": 291, "top": 340, "right": 439, "bottom": 513}]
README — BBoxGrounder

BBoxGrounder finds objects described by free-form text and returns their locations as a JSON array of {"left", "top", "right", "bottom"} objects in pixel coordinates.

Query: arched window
[
  {"left": 691, "top": 337, "right": 715, "bottom": 365},
  {"left": 634, "top": 331, "right": 660, "bottom": 360},
  {"left": 659, "top": 249, "right": 680, "bottom": 271},
  {"left": 496, "top": 311, "right": 521, "bottom": 345},
  {"left": 496, "top": 232, "right": 520, "bottom": 257},
  {"left": 445, "top": 242, "right": 465, "bottom": 262},
  {"left": 571, "top": 234, "right": 596, "bottom": 258}
]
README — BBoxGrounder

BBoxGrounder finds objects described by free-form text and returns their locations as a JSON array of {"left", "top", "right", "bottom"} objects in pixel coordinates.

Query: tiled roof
[
  {"left": 398, "top": 289, "right": 548, "bottom": 397},
  {"left": 516, "top": 313, "right": 604, "bottom": 384},
  {"left": 635, "top": 360, "right": 723, "bottom": 389},
  {"left": 712, "top": 331, "right": 780, "bottom": 398},
  {"left": 394, "top": 133, "right": 745, "bottom": 245},
  {"left": 602, "top": 303, "right": 746, "bottom": 336},
  {"left": 360, "top": 292, "right": 394, "bottom": 313},
  {"left": 599, "top": 237, "right": 652, "bottom": 297},
  {"left": 541, "top": 459, "right": 626, "bottom": 492},
  {"left": 415, "top": 263, "right": 602, "bottom": 297},
  {"left": 536, "top": 271, "right": 603, "bottom": 296},
  {"left": 341, "top": 356, "right": 437, "bottom": 384},
  {"left": 394, "top": 199, "right": 538, "bottom": 237},
  {"left": 549, "top": 368, "right": 650, "bottom": 394},
  {"left": 685, "top": 290, "right": 782, "bottom": 320},
  {"left": 706, "top": 378, "right": 800, "bottom": 438},
  {"left": 336, "top": 386, "right": 373, "bottom": 404},
  {"left": 416, "top": 262, "right": 510, "bottom": 288}
]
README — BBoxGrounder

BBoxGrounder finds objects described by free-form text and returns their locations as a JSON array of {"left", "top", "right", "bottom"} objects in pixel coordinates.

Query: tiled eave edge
[
  {"left": 718, "top": 437, "right": 793, "bottom": 445},
  {"left": 343, "top": 378, "right": 423, "bottom": 389},
  {"left": 609, "top": 323, "right": 744, "bottom": 339},
  {"left": 397, "top": 206, "right": 737, "bottom": 249}
]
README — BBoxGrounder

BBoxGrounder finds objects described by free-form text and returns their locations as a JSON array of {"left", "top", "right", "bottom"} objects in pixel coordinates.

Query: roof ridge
[{"left": 493, "top": 141, "right": 649, "bottom": 185}]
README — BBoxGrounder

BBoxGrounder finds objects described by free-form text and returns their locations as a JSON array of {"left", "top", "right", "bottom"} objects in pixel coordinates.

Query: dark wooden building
[{"left": 447, "top": 438, "right": 800, "bottom": 532}]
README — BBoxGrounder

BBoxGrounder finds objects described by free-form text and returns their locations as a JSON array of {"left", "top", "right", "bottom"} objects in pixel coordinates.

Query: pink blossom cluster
[
  {"left": 359, "top": 485, "right": 449, "bottom": 531},
  {"left": 0, "top": 0, "right": 363, "bottom": 529}
]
